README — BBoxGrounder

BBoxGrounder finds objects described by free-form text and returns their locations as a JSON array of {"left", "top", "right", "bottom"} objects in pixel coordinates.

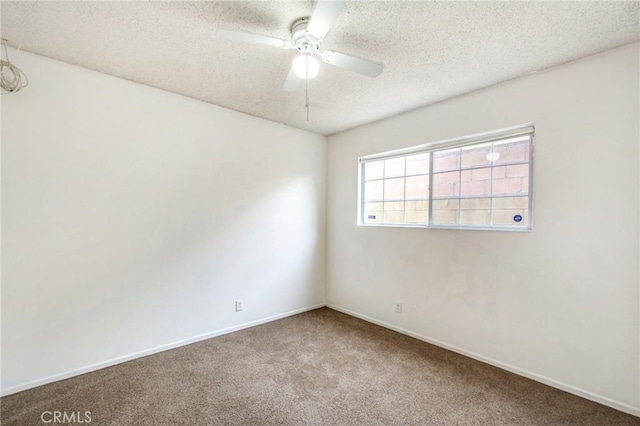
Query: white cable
[{"left": 0, "top": 43, "right": 28, "bottom": 94}]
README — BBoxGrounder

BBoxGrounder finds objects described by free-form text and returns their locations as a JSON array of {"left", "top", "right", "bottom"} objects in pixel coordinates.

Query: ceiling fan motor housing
[{"left": 291, "top": 18, "right": 321, "bottom": 54}]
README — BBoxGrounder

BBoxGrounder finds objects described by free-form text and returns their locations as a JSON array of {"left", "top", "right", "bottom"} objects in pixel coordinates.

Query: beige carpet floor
[{"left": 1, "top": 307, "right": 638, "bottom": 425}]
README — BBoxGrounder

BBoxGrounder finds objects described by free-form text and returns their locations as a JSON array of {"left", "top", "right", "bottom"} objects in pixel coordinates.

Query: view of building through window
[{"left": 360, "top": 129, "right": 533, "bottom": 230}]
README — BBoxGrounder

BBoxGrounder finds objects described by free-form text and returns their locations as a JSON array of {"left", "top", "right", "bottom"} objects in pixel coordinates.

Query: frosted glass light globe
[{"left": 292, "top": 55, "right": 320, "bottom": 79}]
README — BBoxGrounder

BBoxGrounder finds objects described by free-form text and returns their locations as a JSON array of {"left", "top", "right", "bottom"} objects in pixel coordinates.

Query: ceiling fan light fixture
[{"left": 292, "top": 54, "right": 320, "bottom": 80}]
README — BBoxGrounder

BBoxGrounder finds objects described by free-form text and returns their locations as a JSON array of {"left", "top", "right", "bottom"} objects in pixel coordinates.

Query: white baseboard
[
  {"left": 5, "top": 302, "right": 639, "bottom": 418},
  {"left": 1, "top": 303, "right": 325, "bottom": 397},
  {"left": 326, "top": 303, "right": 640, "bottom": 418}
]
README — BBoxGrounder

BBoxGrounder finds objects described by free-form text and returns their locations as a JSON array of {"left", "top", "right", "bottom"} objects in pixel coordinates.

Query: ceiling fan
[{"left": 219, "top": 0, "right": 383, "bottom": 92}]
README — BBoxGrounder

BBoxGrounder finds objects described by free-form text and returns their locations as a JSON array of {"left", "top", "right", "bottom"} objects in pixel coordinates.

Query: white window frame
[{"left": 357, "top": 124, "right": 535, "bottom": 231}]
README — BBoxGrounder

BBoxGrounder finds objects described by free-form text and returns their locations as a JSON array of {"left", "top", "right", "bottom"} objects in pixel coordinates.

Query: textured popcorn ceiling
[{"left": 2, "top": 1, "right": 639, "bottom": 135}]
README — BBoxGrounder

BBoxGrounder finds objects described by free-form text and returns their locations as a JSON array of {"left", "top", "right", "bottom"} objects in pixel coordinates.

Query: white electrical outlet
[
  {"left": 395, "top": 302, "right": 402, "bottom": 314},
  {"left": 235, "top": 300, "right": 243, "bottom": 312}
]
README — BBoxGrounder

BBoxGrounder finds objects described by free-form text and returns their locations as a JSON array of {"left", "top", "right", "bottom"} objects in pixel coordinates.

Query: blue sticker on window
[
  {"left": 368, "top": 215, "right": 376, "bottom": 220},
  {"left": 513, "top": 214, "right": 523, "bottom": 223}
]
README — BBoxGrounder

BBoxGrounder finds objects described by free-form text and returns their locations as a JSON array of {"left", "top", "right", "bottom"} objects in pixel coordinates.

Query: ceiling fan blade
[
  {"left": 307, "top": 0, "right": 345, "bottom": 40},
  {"left": 219, "top": 28, "right": 292, "bottom": 49},
  {"left": 282, "top": 66, "right": 300, "bottom": 92},
  {"left": 321, "top": 50, "right": 383, "bottom": 78}
]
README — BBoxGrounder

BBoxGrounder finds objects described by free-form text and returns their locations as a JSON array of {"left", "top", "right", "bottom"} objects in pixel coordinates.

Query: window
[{"left": 358, "top": 125, "right": 534, "bottom": 231}]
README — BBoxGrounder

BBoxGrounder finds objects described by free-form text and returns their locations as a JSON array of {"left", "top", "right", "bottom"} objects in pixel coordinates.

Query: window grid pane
[{"left": 360, "top": 132, "right": 532, "bottom": 230}]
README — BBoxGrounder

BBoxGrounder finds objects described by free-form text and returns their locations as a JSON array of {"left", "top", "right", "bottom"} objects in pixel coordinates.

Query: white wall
[
  {"left": 2, "top": 43, "right": 639, "bottom": 416},
  {"left": 1, "top": 49, "right": 326, "bottom": 394},
  {"left": 327, "top": 43, "right": 639, "bottom": 415}
]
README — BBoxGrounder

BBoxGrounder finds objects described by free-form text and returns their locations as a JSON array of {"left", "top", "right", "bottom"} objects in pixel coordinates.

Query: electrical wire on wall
[{"left": 0, "top": 39, "right": 28, "bottom": 94}]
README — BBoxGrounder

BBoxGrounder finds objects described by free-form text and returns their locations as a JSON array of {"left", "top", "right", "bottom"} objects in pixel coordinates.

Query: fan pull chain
[{"left": 305, "top": 54, "right": 310, "bottom": 122}]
